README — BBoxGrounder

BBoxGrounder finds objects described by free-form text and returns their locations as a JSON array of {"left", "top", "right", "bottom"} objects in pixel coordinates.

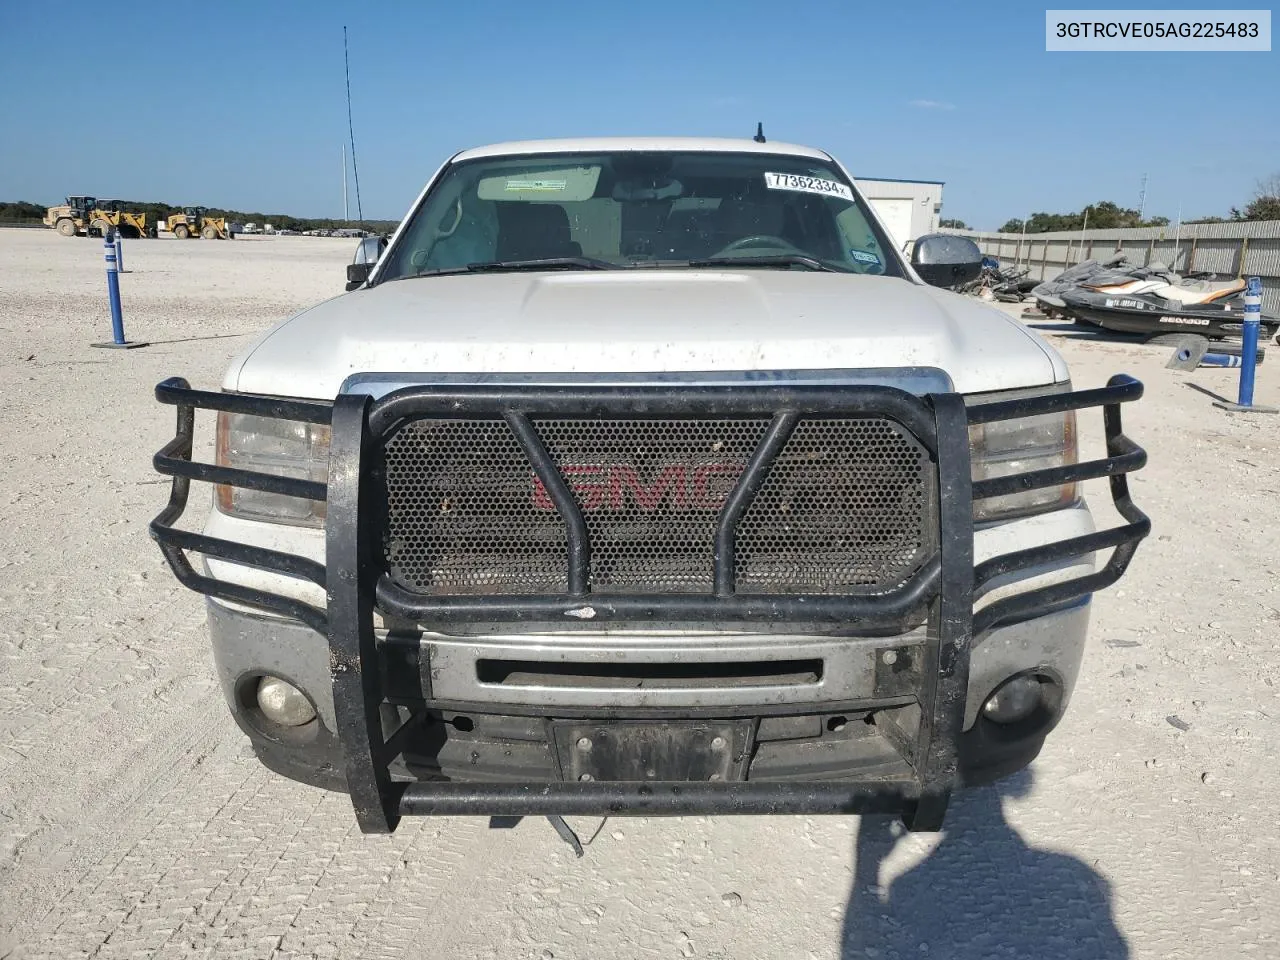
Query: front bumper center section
[{"left": 150, "top": 377, "right": 1148, "bottom": 833}]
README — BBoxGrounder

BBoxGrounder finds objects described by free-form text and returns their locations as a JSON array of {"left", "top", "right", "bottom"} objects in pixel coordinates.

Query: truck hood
[{"left": 228, "top": 271, "right": 1066, "bottom": 398}]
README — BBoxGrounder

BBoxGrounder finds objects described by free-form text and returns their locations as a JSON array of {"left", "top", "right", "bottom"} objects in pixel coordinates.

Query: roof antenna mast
[
  {"left": 344, "top": 26, "right": 364, "bottom": 225},
  {"left": 754, "top": 122, "right": 767, "bottom": 143}
]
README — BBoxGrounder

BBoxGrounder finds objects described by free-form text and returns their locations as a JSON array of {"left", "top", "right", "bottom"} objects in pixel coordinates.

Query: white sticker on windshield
[
  {"left": 505, "top": 179, "right": 567, "bottom": 192},
  {"left": 764, "top": 172, "right": 854, "bottom": 201}
]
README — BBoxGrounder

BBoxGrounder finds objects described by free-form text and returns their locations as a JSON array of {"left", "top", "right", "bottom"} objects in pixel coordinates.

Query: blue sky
[{"left": 1, "top": 1, "right": 1275, "bottom": 229}]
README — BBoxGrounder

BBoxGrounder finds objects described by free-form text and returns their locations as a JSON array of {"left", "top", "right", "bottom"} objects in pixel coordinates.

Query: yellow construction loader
[
  {"left": 44, "top": 196, "right": 97, "bottom": 236},
  {"left": 44, "top": 197, "right": 155, "bottom": 238},
  {"left": 88, "top": 200, "right": 157, "bottom": 238},
  {"left": 167, "top": 207, "right": 230, "bottom": 240}
]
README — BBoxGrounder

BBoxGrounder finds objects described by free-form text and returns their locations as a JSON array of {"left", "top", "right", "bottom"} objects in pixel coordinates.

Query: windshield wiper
[
  {"left": 407, "top": 256, "right": 615, "bottom": 278},
  {"left": 467, "top": 256, "right": 615, "bottom": 272},
  {"left": 684, "top": 254, "right": 845, "bottom": 273},
  {"left": 395, "top": 254, "right": 844, "bottom": 281}
]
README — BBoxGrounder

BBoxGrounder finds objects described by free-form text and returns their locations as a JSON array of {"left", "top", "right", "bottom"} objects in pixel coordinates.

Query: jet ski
[
  {"left": 1060, "top": 268, "right": 1280, "bottom": 341},
  {"left": 1031, "top": 255, "right": 1129, "bottom": 311}
]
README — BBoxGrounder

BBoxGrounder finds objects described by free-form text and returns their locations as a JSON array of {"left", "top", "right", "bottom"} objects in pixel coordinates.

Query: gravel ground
[{"left": 1, "top": 229, "right": 1278, "bottom": 959}]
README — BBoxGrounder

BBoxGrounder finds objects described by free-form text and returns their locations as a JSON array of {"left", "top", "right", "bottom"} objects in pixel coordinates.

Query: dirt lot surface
[{"left": 1, "top": 229, "right": 1278, "bottom": 959}]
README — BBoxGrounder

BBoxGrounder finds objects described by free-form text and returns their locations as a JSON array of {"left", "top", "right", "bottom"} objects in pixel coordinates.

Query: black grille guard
[{"left": 150, "top": 376, "right": 1149, "bottom": 833}]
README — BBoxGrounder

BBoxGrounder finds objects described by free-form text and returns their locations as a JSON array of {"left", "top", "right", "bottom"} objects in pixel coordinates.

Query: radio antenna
[
  {"left": 753, "top": 122, "right": 766, "bottom": 143},
  {"left": 344, "top": 26, "right": 364, "bottom": 224}
]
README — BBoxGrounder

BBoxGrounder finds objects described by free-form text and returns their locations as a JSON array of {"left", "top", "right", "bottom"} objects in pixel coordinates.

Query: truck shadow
[{"left": 841, "top": 770, "right": 1128, "bottom": 959}]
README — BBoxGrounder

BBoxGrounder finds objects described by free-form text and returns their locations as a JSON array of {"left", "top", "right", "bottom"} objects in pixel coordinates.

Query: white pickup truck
[{"left": 151, "top": 137, "right": 1148, "bottom": 835}]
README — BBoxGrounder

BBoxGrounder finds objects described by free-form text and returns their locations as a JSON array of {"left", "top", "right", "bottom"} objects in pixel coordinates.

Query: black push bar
[{"left": 148, "top": 374, "right": 1149, "bottom": 832}]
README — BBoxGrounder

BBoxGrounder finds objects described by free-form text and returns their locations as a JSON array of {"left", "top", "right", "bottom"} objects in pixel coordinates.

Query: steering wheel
[{"left": 713, "top": 234, "right": 806, "bottom": 257}]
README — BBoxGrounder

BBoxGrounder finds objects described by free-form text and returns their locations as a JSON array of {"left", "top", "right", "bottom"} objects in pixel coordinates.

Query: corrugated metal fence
[{"left": 949, "top": 220, "right": 1280, "bottom": 314}]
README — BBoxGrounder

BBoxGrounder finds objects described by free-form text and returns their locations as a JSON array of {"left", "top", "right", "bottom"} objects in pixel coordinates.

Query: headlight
[
  {"left": 215, "top": 411, "right": 330, "bottom": 526},
  {"left": 969, "top": 391, "right": 1078, "bottom": 523}
]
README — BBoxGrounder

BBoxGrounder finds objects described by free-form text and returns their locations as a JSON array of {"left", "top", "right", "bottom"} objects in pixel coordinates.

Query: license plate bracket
[{"left": 552, "top": 721, "right": 753, "bottom": 783}]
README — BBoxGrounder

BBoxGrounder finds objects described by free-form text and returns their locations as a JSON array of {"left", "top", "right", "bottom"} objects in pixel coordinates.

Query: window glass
[{"left": 378, "top": 151, "right": 902, "bottom": 280}]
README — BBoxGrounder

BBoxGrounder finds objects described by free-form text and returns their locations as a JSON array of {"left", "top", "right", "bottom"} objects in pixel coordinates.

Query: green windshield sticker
[
  {"left": 479, "top": 166, "right": 601, "bottom": 201},
  {"left": 505, "top": 179, "right": 566, "bottom": 192}
]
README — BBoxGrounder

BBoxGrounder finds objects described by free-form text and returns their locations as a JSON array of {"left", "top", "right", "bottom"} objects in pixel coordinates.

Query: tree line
[
  {"left": 996, "top": 201, "right": 1169, "bottom": 234},
  {"left": 940, "top": 173, "right": 1280, "bottom": 234},
  {"left": 0, "top": 201, "right": 47, "bottom": 222},
  {"left": 0, "top": 199, "right": 398, "bottom": 233}
]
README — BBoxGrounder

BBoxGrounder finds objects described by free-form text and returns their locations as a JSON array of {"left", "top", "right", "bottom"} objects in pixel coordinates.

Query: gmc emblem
[{"left": 532, "top": 463, "right": 744, "bottom": 511}]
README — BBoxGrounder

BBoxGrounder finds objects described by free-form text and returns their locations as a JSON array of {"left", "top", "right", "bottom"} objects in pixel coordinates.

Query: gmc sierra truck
[{"left": 151, "top": 137, "right": 1149, "bottom": 835}]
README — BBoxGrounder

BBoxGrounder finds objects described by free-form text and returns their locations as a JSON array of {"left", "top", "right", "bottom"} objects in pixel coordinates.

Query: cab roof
[{"left": 452, "top": 137, "right": 835, "bottom": 163}]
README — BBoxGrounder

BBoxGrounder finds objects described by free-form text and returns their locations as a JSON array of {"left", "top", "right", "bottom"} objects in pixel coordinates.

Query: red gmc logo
[{"left": 532, "top": 463, "right": 744, "bottom": 511}]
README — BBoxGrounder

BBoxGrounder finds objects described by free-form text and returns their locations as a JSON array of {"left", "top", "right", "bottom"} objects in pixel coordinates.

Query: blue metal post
[
  {"left": 1213, "top": 275, "right": 1276, "bottom": 413},
  {"left": 91, "top": 230, "right": 148, "bottom": 349},
  {"left": 1238, "top": 276, "right": 1262, "bottom": 405},
  {"left": 105, "top": 232, "right": 125, "bottom": 343}
]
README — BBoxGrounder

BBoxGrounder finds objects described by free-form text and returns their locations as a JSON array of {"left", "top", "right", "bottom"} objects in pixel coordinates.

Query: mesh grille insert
[
  {"left": 736, "top": 418, "right": 932, "bottom": 594},
  {"left": 380, "top": 413, "right": 933, "bottom": 598},
  {"left": 383, "top": 419, "right": 568, "bottom": 594}
]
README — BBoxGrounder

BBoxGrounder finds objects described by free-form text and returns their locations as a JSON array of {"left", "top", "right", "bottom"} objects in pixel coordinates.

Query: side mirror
[
  {"left": 352, "top": 235, "right": 387, "bottom": 265},
  {"left": 911, "top": 233, "right": 983, "bottom": 288},
  {"left": 345, "top": 236, "right": 388, "bottom": 291},
  {"left": 345, "top": 262, "right": 373, "bottom": 291}
]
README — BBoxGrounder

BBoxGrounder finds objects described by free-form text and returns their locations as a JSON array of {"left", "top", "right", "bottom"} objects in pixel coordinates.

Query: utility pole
[
  {"left": 1070, "top": 206, "right": 1090, "bottom": 267},
  {"left": 342, "top": 143, "right": 349, "bottom": 222},
  {"left": 1171, "top": 200, "right": 1182, "bottom": 269}
]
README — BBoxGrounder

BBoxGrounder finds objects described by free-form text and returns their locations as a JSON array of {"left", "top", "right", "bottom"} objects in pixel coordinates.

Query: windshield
[{"left": 376, "top": 151, "right": 901, "bottom": 281}]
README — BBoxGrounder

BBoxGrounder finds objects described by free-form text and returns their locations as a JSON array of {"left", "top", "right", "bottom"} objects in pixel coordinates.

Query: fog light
[
  {"left": 982, "top": 675, "right": 1043, "bottom": 725},
  {"left": 256, "top": 676, "right": 316, "bottom": 727}
]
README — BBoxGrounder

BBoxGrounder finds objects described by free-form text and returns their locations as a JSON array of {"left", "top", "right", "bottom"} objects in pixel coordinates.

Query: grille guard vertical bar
[
  {"left": 903, "top": 393, "right": 975, "bottom": 829},
  {"left": 504, "top": 412, "right": 590, "bottom": 596},
  {"left": 327, "top": 392, "right": 401, "bottom": 833},
  {"left": 712, "top": 411, "right": 799, "bottom": 597}
]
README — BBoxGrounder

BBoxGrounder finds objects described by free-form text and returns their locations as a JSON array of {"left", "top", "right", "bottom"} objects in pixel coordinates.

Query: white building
[{"left": 853, "top": 177, "right": 944, "bottom": 251}]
